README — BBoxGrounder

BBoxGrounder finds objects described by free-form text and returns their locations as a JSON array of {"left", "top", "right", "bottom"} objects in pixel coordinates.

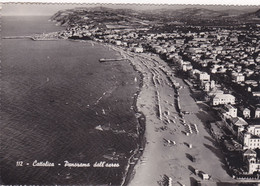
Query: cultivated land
[{"left": 108, "top": 46, "right": 233, "bottom": 185}]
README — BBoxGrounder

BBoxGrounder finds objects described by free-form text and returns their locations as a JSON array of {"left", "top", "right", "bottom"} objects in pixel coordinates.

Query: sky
[
  {"left": 1, "top": 4, "right": 80, "bottom": 16},
  {"left": 1, "top": 0, "right": 260, "bottom": 5},
  {"left": 1, "top": 3, "right": 260, "bottom": 16}
]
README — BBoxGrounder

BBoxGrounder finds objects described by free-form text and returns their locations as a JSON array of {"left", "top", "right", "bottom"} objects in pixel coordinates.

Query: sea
[{"left": 0, "top": 16, "right": 141, "bottom": 185}]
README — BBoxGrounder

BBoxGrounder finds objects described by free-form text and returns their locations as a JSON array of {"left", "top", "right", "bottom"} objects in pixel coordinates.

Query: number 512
[{"left": 16, "top": 161, "right": 23, "bottom": 166}]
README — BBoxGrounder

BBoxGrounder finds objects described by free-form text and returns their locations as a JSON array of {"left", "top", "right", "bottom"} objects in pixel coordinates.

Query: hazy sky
[
  {"left": 1, "top": 3, "right": 260, "bottom": 16},
  {"left": 1, "top": 4, "right": 80, "bottom": 16}
]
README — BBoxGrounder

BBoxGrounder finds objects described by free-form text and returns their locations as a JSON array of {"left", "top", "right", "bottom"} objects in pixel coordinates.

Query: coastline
[
  {"left": 13, "top": 37, "right": 257, "bottom": 185},
  {"left": 104, "top": 44, "right": 147, "bottom": 186},
  {"left": 3, "top": 9, "right": 260, "bottom": 184},
  {"left": 106, "top": 44, "right": 234, "bottom": 186},
  {"left": 75, "top": 40, "right": 147, "bottom": 186},
  {"left": 82, "top": 41, "right": 148, "bottom": 186},
  {"left": 1, "top": 36, "right": 142, "bottom": 185},
  {"left": 26, "top": 37, "right": 248, "bottom": 185}
]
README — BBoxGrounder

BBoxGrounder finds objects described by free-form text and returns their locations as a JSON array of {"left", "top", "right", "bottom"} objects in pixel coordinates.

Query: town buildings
[
  {"left": 55, "top": 10, "right": 260, "bottom": 177},
  {"left": 212, "top": 94, "right": 236, "bottom": 106}
]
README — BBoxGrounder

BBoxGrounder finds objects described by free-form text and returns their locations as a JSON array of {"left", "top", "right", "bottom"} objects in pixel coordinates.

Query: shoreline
[
  {"left": 6, "top": 37, "right": 145, "bottom": 185},
  {"left": 21, "top": 38, "right": 259, "bottom": 185},
  {"left": 29, "top": 38, "right": 257, "bottom": 185},
  {"left": 110, "top": 46, "right": 234, "bottom": 185},
  {"left": 71, "top": 40, "right": 232, "bottom": 185},
  {"left": 79, "top": 40, "right": 147, "bottom": 186},
  {"left": 105, "top": 44, "right": 147, "bottom": 186}
]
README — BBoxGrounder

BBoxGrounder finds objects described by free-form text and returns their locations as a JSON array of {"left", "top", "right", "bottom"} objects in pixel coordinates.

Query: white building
[
  {"left": 166, "top": 46, "right": 176, "bottom": 52},
  {"left": 199, "top": 72, "right": 210, "bottom": 82},
  {"left": 243, "top": 108, "right": 251, "bottom": 119},
  {"left": 243, "top": 133, "right": 260, "bottom": 150},
  {"left": 189, "top": 47, "right": 203, "bottom": 54},
  {"left": 210, "top": 80, "right": 215, "bottom": 89},
  {"left": 208, "top": 89, "right": 224, "bottom": 97},
  {"left": 247, "top": 125, "right": 260, "bottom": 136},
  {"left": 243, "top": 149, "right": 260, "bottom": 174},
  {"left": 243, "top": 125, "right": 260, "bottom": 150},
  {"left": 175, "top": 39, "right": 185, "bottom": 45},
  {"left": 255, "top": 108, "right": 260, "bottom": 118},
  {"left": 115, "top": 40, "right": 122, "bottom": 46},
  {"left": 204, "top": 82, "right": 210, "bottom": 92},
  {"left": 181, "top": 61, "right": 193, "bottom": 72},
  {"left": 232, "top": 72, "right": 245, "bottom": 83},
  {"left": 133, "top": 47, "right": 144, "bottom": 53},
  {"left": 253, "top": 92, "right": 260, "bottom": 97},
  {"left": 212, "top": 93, "right": 235, "bottom": 106},
  {"left": 224, "top": 105, "right": 237, "bottom": 118}
]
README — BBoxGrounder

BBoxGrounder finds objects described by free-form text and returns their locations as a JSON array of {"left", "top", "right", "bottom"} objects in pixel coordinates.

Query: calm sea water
[{"left": 0, "top": 16, "right": 140, "bottom": 185}]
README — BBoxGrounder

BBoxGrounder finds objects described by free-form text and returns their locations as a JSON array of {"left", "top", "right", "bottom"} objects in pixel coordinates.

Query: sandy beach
[{"left": 108, "top": 46, "right": 235, "bottom": 186}]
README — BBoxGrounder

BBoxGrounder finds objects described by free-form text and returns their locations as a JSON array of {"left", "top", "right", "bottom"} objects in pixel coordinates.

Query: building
[
  {"left": 243, "top": 108, "right": 251, "bottom": 119},
  {"left": 247, "top": 125, "right": 260, "bottom": 136},
  {"left": 199, "top": 72, "right": 210, "bottom": 82},
  {"left": 229, "top": 37, "right": 238, "bottom": 42},
  {"left": 224, "top": 105, "right": 237, "bottom": 118},
  {"left": 189, "top": 47, "right": 203, "bottom": 54},
  {"left": 230, "top": 117, "right": 248, "bottom": 127},
  {"left": 133, "top": 47, "right": 144, "bottom": 53},
  {"left": 166, "top": 46, "right": 176, "bottom": 52},
  {"left": 210, "top": 80, "right": 216, "bottom": 89},
  {"left": 243, "top": 149, "right": 260, "bottom": 174},
  {"left": 175, "top": 39, "right": 185, "bottom": 45},
  {"left": 212, "top": 93, "right": 235, "bottom": 106},
  {"left": 181, "top": 61, "right": 193, "bottom": 71},
  {"left": 253, "top": 92, "right": 260, "bottom": 97},
  {"left": 225, "top": 117, "right": 248, "bottom": 137},
  {"left": 243, "top": 132, "right": 260, "bottom": 150},
  {"left": 204, "top": 82, "right": 210, "bottom": 92},
  {"left": 243, "top": 149, "right": 257, "bottom": 161},
  {"left": 115, "top": 40, "right": 122, "bottom": 46},
  {"left": 255, "top": 108, "right": 260, "bottom": 118},
  {"left": 208, "top": 89, "right": 224, "bottom": 97},
  {"left": 243, "top": 125, "right": 260, "bottom": 150},
  {"left": 232, "top": 73, "right": 245, "bottom": 83}
]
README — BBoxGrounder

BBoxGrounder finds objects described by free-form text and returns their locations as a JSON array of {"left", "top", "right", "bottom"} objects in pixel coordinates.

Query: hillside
[{"left": 51, "top": 7, "right": 260, "bottom": 28}]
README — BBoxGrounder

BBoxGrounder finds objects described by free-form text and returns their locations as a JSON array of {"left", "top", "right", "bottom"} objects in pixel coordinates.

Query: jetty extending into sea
[
  {"left": 99, "top": 58, "right": 127, "bottom": 62},
  {"left": 2, "top": 36, "right": 32, "bottom": 39}
]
